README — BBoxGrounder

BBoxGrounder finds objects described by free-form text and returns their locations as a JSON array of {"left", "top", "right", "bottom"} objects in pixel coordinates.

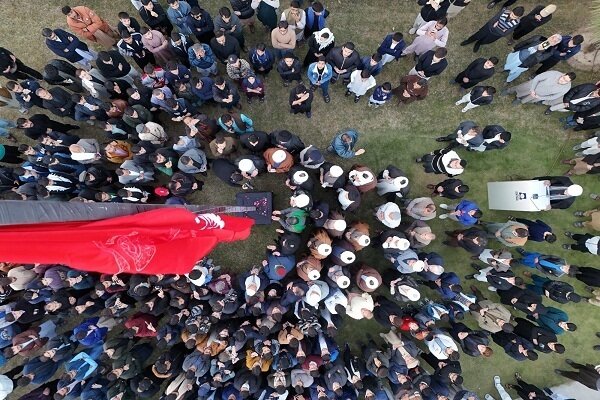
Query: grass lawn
[{"left": 0, "top": 0, "right": 599, "bottom": 398}]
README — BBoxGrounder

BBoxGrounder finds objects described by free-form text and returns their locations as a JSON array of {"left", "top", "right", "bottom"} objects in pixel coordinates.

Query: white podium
[{"left": 487, "top": 180, "right": 550, "bottom": 211}]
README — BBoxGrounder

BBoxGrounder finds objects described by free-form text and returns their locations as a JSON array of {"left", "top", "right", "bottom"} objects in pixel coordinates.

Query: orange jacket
[{"left": 66, "top": 6, "right": 111, "bottom": 42}]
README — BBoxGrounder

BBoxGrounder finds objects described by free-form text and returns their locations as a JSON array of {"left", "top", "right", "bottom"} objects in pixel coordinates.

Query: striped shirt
[{"left": 496, "top": 10, "right": 519, "bottom": 33}]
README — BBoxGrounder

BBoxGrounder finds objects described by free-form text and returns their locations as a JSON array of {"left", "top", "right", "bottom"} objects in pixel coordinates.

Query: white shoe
[
  {"left": 440, "top": 204, "right": 449, "bottom": 210},
  {"left": 439, "top": 214, "right": 448, "bottom": 219},
  {"left": 461, "top": 107, "right": 468, "bottom": 113},
  {"left": 485, "top": 395, "right": 495, "bottom": 400},
  {"left": 494, "top": 375, "right": 501, "bottom": 385},
  {"left": 455, "top": 100, "right": 461, "bottom": 105},
  {"left": 409, "top": 28, "right": 416, "bottom": 35}
]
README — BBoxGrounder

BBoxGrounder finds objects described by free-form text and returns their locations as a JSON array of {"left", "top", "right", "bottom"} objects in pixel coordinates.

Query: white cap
[
  {"left": 336, "top": 275, "right": 350, "bottom": 288},
  {"left": 238, "top": 159, "right": 254, "bottom": 172},
  {"left": 329, "top": 165, "right": 343, "bottom": 178},
  {"left": 428, "top": 265, "right": 445, "bottom": 275},
  {"left": 361, "top": 275, "right": 379, "bottom": 289},
  {"left": 332, "top": 219, "right": 347, "bottom": 231},
  {"left": 356, "top": 234, "right": 370, "bottom": 247},
  {"left": 317, "top": 243, "right": 332, "bottom": 256},
  {"left": 304, "top": 285, "right": 322, "bottom": 307},
  {"left": 272, "top": 150, "right": 286, "bottom": 163},
  {"left": 394, "top": 177, "right": 409, "bottom": 189},
  {"left": 244, "top": 275, "right": 260, "bottom": 296},
  {"left": 340, "top": 250, "right": 356, "bottom": 264},
  {"left": 566, "top": 184, "right": 583, "bottom": 196},
  {"left": 308, "top": 269, "right": 321, "bottom": 281},
  {"left": 293, "top": 170, "right": 308, "bottom": 184},
  {"left": 401, "top": 286, "right": 421, "bottom": 301},
  {"left": 412, "top": 260, "right": 425, "bottom": 272},
  {"left": 293, "top": 194, "right": 310, "bottom": 208}
]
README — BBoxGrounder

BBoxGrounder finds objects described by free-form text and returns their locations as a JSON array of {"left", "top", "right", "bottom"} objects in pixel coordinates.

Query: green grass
[{"left": 0, "top": 0, "right": 598, "bottom": 398}]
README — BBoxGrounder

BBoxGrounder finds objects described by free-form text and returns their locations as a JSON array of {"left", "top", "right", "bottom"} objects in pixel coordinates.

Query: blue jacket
[
  {"left": 307, "top": 62, "right": 333, "bottom": 85},
  {"left": 65, "top": 352, "right": 98, "bottom": 382},
  {"left": 45, "top": 29, "right": 90, "bottom": 63},
  {"left": 264, "top": 253, "right": 295, "bottom": 281},
  {"left": 361, "top": 56, "right": 383, "bottom": 76},
  {"left": 305, "top": 6, "right": 328, "bottom": 32},
  {"left": 436, "top": 272, "right": 461, "bottom": 299},
  {"left": 191, "top": 76, "right": 214, "bottom": 101},
  {"left": 371, "top": 85, "right": 393, "bottom": 102},
  {"left": 377, "top": 33, "right": 406, "bottom": 59},
  {"left": 72, "top": 318, "right": 108, "bottom": 347},
  {"left": 515, "top": 218, "right": 552, "bottom": 241},
  {"left": 249, "top": 47, "right": 275, "bottom": 70},
  {"left": 455, "top": 199, "right": 480, "bottom": 225},
  {"left": 329, "top": 129, "right": 358, "bottom": 158},
  {"left": 167, "top": 1, "right": 192, "bottom": 35},
  {"left": 550, "top": 36, "right": 581, "bottom": 60},
  {"left": 217, "top": 113, "right": 254, "bottom": 135},
  {"left": 519, "top": 252, "right": 566, "bottom": 277},
  {"left": 188, "top": 44, "right": 216, "bottom": 69},
  {"left": 536, "top": 306, "right": 569, "bottom": 334}
]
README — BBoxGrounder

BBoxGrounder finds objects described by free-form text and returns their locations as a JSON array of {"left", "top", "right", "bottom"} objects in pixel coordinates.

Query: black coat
[
  {"left": 212, "top": 159, "right": 241, "bottom": 187},
  {"left": 43, "top": 87, "right": 75, "bottom": 118},
  {"left": 563, "top": 83, "right": 600, "bottom": 113},
  {"left": 240, "top": 131, "right": 270, "bottom": 153},
  {"left": 455, "top": 58, "right": 495, "bottom": 88},
  {"left": 95, "top": 51, "right": 132, "bottom": 80},
  {"left": 416, "top": 50, "right": 448, "bottom": 78},
  {"left": 513, "top": 317, "right": 557, "bottom": 353}
]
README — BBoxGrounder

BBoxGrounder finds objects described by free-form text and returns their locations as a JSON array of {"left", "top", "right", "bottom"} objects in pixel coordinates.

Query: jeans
[
  {"left": 0, "top": 119, "right": 15, "bottom": 137},
  {"left": 273, "top": 48, "right": 293, "bottom": 60},
  {"left": 313, "top": 81, "right": 329, "bottom": 97},
  {"left": 195, "top": 62, "right": 218, "bottom": 77}
]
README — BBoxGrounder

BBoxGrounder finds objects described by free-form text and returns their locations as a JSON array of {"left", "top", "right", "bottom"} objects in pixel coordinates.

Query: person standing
[
  {"left": 346, "top": 70, "right": 376, "bottom": 103},
  {"left": 460, "top": 7, "right": 524, "bottom": 52},
  {"left": 166, "top": 0, "right": 193, "bottom": 36},
  {"left": 307, "top": 56, "right": 332, "bottom": 103},
  {"left": 141, "top": 27, "right": 175, "bottom": 66},
  {"left": 186, "top": 6, "right": 215, "bottom": 44},
  {"left": 503, "top": 34, "right": 562, "bottom": 83},
  {"left": 138, "top": 0, "right": 174, "bottom": 37},
  {"left": 271, "top": 21, "right": 296, "bottom": 59},
  {"left": 327, "top": 129, "right": 365, "bottom": 158},
  {"left": 95, "top": 51, "right": 139, "bottom": 85},
  {"left": 511, "top": 5, "right": 556, "bottom": 43},
  {"left": 555, "top": 360, "right": 600, "bottom": 391},
  {"left": 409, "top": 48, "right": 448, "bottom": 80},
  {"left": 377, "top": 32, "right": 405, "bottom": 66},
  {"left": 536, "top": 34, "right": 584, "bottom": 75},
  {"left": 281, "top": 1, "right": 306, "bottom": 42},
  {"left": 392, "top": 75, "right": 428, "bottom": 106},
  {"left": 61, "top": 5, "right": 118, "bottom": 49},
  {"left": 117, "top": 31, "right": 155, "bottom": 70},
  {"left": 402, "top": 17, "right": 449, "bottom": 57},
  {"left": 289, "top": 83, "right": 313, "bottom": 118},
  {"left": 452, "top": 57, "right": 498, "bottom": 90},
  {"left": 188, "top": 43, "right": 217, "bottom": 77},
  {"left": 214, "top": 6, "right": 246, "bottom": 51},
  {"left": 304, "top": 28, "right": 335, "bottom": 67},
  {"left": 253, "top": 0, "right": 280, "bottom": 32},
  {"left": 0, "top": 48, "right": 42, "bottom": 80},
  {"left": 42, "top": 28, "right": 97, "bottom": 70},
  {"left": 303, "top": 1, "right": 328, "bottom": 39},
  {"left": 455, "top": 85, "right": 496, "bottom": 113},
  {"left": 503, "top": 71, "right": 575, "bottom": 106}
]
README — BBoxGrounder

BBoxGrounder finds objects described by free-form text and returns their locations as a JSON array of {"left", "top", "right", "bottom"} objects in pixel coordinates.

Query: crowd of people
[{"left": 0, "top": 0, "right": 598, "bottom": 399}]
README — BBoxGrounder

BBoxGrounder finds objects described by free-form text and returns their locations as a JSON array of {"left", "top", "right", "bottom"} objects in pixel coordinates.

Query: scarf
[{"left": 314, "top": 28, "right": 334, "bottom": 50}]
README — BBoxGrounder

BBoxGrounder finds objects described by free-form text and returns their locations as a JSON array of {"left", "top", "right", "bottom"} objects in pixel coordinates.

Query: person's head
[
  {"left": 449, "top": 158, "right": 466, "bottom": 170},
  {"left": 435, "top": 17, "right": 447, "bottom": 30},
  {"left": 448, "top": 349, "right": 460, "bottom": 361},
  {"left": 35, "top": 87, "right": 51, "bottom": 100},
  {"left": 5, "top": 81, "right": 22, "bottom": 92},
  {"left": 342, "top": 42, "right": 355, "bottom": 57},
  {"left": 571, "top": 34, "right": 584, "bottom": 47},
  {"left": 484, "top": 57, "right": 499, "bottom": 68},
  {"left": 511, "top": 6, "right": 525, "bottom": 18},
  {"left": 381, "top": 82, "right": 392, "bottom": 92},
  {"left": 544, "top": 232, "right": 557, "bottom": 243},
  {"left": 167, "top": 0, "right": 180, "bottom": 9},
  {"left": 97, "top": 51, "right": 112, "bottom": 63},
  {"left": 191, "top": 43, "right": 206, "bottom": 58},
  {"left": 41, "top": 28, "right": 55, "bottom": 39},
  {"left": 215, "top": 30, "right": 226, "bottom": 45},
  {"left": 312, "top": 1, "right": 324, "bottom": 13},
  {"left": 514, "top": 228, "right": 528, "bottom": 238},
  {"left": 316, "top": 55, "right": 326, "bottom": 69},
  {"left": 278, "top": 21, "right": 289, "bottom": 34},
  {"left": 219, "top": 6, "right": 231, "bottom": 21},
  {"left": 214, "top": 76, "right": 225, "bottom": 87},
  {"left": 283, "top": 54, "right": 295, "bottom": 67},
  {"left": 360, "top": 69, "right": 371, "bottom": 80},
  {"left": 547, "top": 33, "right": 563, "bottom": 46},
  {"left": 484, "top": 86, "right": 496, "bottom": 96},
  {"left": 526, "top": 350, "right": 538, "bottom": 361},
  {"left": 118, "top": 11, "right": 131, "bottom": 23},
  {"left": 61, "top": 6, "right": 74, "bottom": 17},
  {"left": 227, "top": 54, "right": 239, "bottom": 66},
  {"left": 433, "top": 47, "right": 447, "bottom": 60},
  {"left": 559, "top": 72, "right": 576, "bottom": 84},
  {"left": 141, "top": 26, "right": 152, "bottom": 39},
  {"left": 392, "top": 32, "right": 403, "bottom": 43}
]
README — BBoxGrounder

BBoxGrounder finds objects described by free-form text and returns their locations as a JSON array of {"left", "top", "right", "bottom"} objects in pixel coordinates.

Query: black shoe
[
  {"left": 330, "top": 78, "right": 337, "bottom": 84},
  {"left": 565, "top": 359, "right": 574, "bottom": 366},
  {"left": 342, "top": 79, "right": 350, "bottom": 85},
  {"left": 415, "top": 158, "right": 422, "bottom": 163},
  {"left": 283, "top": 81, "right": 289, "bottom": 87},
  {"left": 564, "top": 231, "right": 574, "bottom": 238},
  {"left": 464, "top": 274, "right": 475, "bottom": 280},
  {"left": 460, "top": 40, "right": 469, "bottom": 46},
  {"left": 323, "top": 95, "right": 331, "bottom": 103},
  {"left": 596, "top": 332, "right": 600, "bottom": 338},
  {"left": 345, "top": 90, "right": 351, "bottom": 97},
  {"left": 306, "top": 111, "right": 312, "bottom": 119},
  {"left": 473, "top": 43, "right": 481, "bottom": 53},
  {"left": 593, "top": 345, "right": 600, "bottom": 351},
  {"left": 544, "top": 107, "right": 552, "bottom": 115},
  {"left": 436, "top": 136, "right": 449, "bottom": 142},
  {"left": 562, "top": 244, "right": 571, "bottom": 250},
  {"left": 259, "top": 97, "right": 264, "bottom": 103},
  {"left": 354, "top": 96, "right": 360, "bottom": 103},
  {"left": 554, "top": 369, "right": 563, "bottom": 376},
  {"left": 470, "top": 263, "right": 481, "bottom": 271}
]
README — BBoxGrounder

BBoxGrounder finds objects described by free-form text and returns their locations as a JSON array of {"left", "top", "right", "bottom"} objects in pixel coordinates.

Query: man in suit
[
  {"left": 42, "top": 28, "right": 97, "bottom": 70},
  {"left": 0, "top": 47, "right": 43, "bottom": 80},
  {"left": 35, "top": 87, "right": 76, "bottom": 119},
  {"left": 534, "top": 175, "right": 582, "bottom": 209}
]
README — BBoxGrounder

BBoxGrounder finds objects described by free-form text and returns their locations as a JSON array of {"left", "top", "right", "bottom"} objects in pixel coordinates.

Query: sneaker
[
  {"left": 455, "top": 100, "right": 461, "bottom": 105},
  {"left": 306, "top": 111, "right": 312, "bottom": 119},
  {"left": 575, "top": 152, "right": 584, "bottom": 157},
  {"left": 562, "top": 244, "right": 571, "bottom": 250},
  {"left": 283, "top": 81, "right": 289, "bottom": 87},
  {"left": 461, "top": 107, "right": 469, "bottom": 113},
  {"left": 573, "top": 144, "right": 582, "bottom": 150},
  {"left": 323, "top": 95, "right": 331, "bottom": 103},
  {"left": 345, "top": 90, "right": 351, "bottom": 97},
  {"left": 439, "top": 214, "right": 449, "bottom": 219},
  {"left": 573, "top": 221, "right": 585, "bottom": 228},
  {"left": 259, "top": 97, "right": 264, "bottom": 103},
  {"left": 564, "top": 231, "right": 574, "bottom": 237},
  {"left": 409, "top": 28, "right": 416, "bottom": 35},
  {"left": 591, "top": 193, "right": 600, "bottom": 200},
  {"left": 484, "top": 395, "right": 494, "bottom": 400},
  {"left": 493, "top": 376, "right": 501, "bottom": 385},
  {"left": 544, "top": 107, "right": 552, "bottom": 115},
  {"left": 439, "top": 203, "right": 450, "bottom": 210},
  {"left": 354, "top": 96, "right": 360, "bottom": 103},
  {"left": 511, "top": 98, "right": 521, "bottom": 105}
]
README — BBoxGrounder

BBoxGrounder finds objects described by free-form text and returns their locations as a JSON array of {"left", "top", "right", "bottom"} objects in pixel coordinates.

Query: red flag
[{"left": 0, "top": 208, "right": 253, "bottom": 275}]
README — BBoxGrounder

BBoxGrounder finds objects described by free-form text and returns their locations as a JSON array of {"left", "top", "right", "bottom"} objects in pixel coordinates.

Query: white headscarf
[{"left": 314, "top": 28, "right": 335, "bottom": 51}]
